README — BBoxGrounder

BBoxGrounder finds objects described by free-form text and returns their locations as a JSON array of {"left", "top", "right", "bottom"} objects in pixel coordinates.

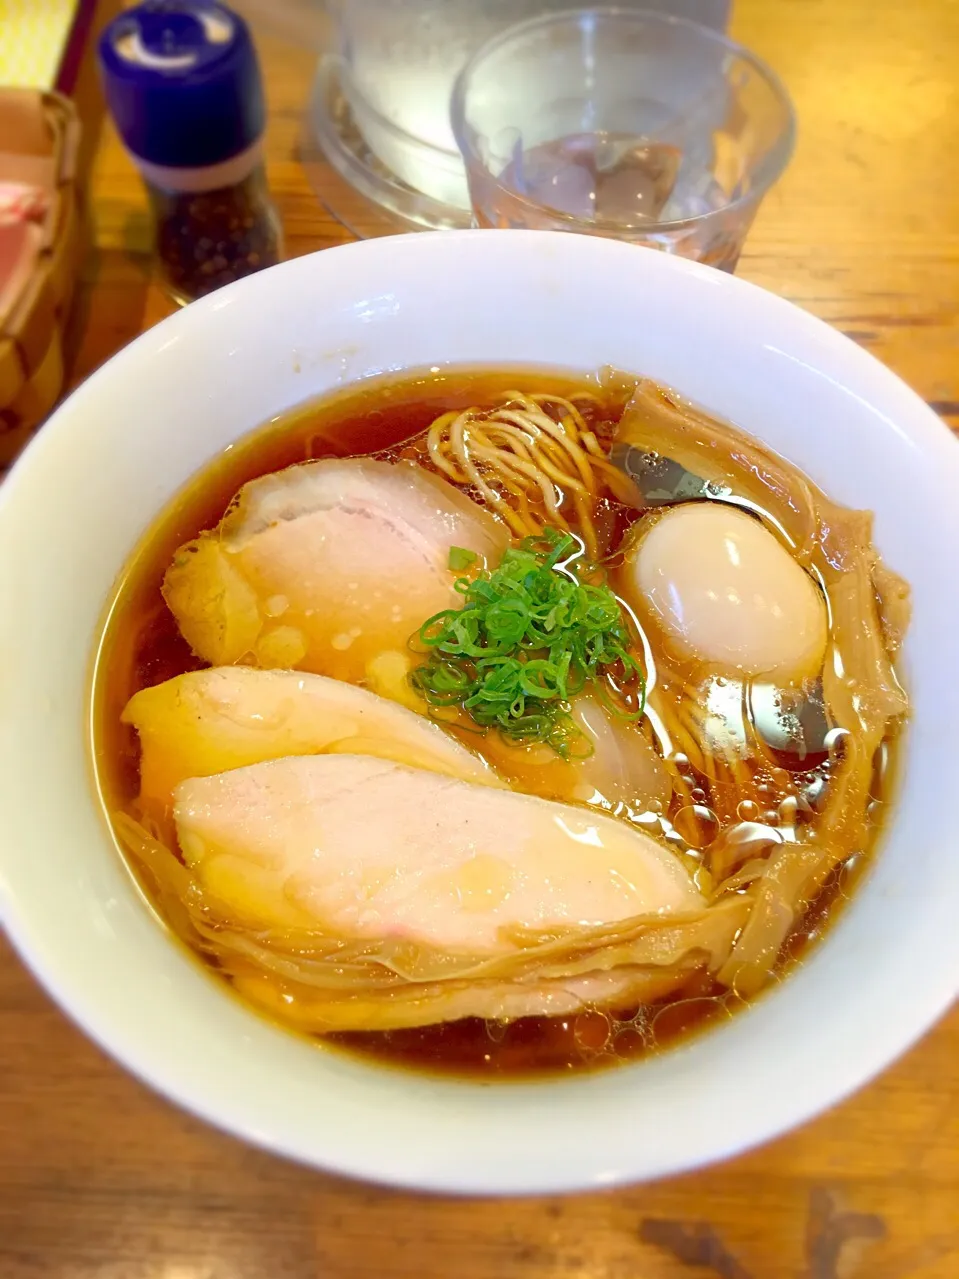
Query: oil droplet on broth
[
  {"left": 672, "top": 804, "right": 720, "bottom": 848},
  {"left": 573, "top": 1009, "right": 612, "bottom": 1054}
]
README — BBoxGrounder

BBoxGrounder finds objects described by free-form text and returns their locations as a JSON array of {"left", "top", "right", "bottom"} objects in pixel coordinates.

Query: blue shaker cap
[{"left": 98, "top": 1, "right": 265, "bottom": 169}]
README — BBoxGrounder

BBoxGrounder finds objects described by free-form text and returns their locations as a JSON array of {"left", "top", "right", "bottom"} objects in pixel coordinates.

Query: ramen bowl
[{"left": 1, "top": 231, "right": 957, "bottom": 1194}]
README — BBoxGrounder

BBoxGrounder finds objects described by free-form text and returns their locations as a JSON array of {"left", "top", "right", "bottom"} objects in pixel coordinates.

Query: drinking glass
[{"left": 450, "top": 8, "right": 794, "bottom": 270}]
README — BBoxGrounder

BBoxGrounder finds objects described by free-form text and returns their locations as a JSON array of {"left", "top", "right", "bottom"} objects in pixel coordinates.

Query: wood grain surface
[{"left": 2, "top": 1, "right": 958, "bottom": 1276}]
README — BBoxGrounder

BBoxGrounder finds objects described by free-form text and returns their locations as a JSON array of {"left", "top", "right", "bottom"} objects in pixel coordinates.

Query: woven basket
[{"left": 0, "top": 89, "right": 82, "bottom": 467}]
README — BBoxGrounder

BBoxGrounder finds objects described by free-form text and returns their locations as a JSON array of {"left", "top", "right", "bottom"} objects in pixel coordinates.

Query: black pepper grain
[{"left": 150, "top": 164, "right": 282, "bottom": 304}]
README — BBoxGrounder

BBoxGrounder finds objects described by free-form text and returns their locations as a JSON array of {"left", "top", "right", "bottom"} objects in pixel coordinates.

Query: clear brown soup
[{"left": 94, "top": 368, "right": 884, "bottom": 1079}]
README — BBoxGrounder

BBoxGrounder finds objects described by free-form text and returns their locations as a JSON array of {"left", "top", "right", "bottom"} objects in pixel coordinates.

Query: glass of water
[{"left": 449, "top": 8, "right": 794, "bottom": 270}]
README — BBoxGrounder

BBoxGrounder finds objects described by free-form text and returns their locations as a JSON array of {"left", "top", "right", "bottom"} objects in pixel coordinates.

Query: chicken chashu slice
[
  {"left": 162, "top": 458, "right": 509, "bottom": 682},
  {"left": 173, "top": 755, "right": 706, "bottom": 1030},
  {"left": 123, "top": 666, "right": 502, "bottom": 819},
  {"left": 474, "top": 694, "right": 671, "bottom": 816},
  {"left": 367, "top": 657, "right": 673, "bottom": 817}
]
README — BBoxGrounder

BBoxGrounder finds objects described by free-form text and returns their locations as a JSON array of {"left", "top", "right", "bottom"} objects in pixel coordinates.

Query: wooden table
[{"left": 2, "top": 2, "right": 958, "bottom": 1275}]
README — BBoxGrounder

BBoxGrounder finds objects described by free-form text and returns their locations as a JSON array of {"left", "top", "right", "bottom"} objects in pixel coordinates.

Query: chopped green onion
[
  {"left": 447, "top": 546, "right": 478, "bottom": 572},
  {"left": 410, "top": 528, "right": 645, "bottom": 758}
]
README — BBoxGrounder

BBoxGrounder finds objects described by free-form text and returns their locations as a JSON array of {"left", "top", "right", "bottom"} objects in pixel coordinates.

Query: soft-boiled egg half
[{"left": 622, "top": 502, "right": 828, "bottom": 684}]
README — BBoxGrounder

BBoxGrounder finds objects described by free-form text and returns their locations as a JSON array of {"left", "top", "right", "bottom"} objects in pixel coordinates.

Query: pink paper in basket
[
  {"left": 0, "top": 183, "right": 47, "bottom": 325},
  {"left": 0, "top": 181, "right": 48, "bottom": 228}
]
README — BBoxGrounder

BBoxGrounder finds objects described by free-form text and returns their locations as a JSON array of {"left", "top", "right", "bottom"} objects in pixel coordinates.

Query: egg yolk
[{"left": 625, "top": 503, "right": 828, "bottom": 684}]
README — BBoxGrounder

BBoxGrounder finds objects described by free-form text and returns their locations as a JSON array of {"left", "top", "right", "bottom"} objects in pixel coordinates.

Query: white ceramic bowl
[{"left": 1, "top": 231, "right": 957, "bottom": 1195}]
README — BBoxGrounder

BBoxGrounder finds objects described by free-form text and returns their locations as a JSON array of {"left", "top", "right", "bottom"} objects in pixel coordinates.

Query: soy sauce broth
[{"left": 94, "top": 367, "right": 890, "bottom": 1080}]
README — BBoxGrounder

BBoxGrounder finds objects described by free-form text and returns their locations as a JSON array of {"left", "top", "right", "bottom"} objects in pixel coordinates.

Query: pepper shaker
[{"left": 99, "top": 0, "right": 282, "bottom": 306}]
